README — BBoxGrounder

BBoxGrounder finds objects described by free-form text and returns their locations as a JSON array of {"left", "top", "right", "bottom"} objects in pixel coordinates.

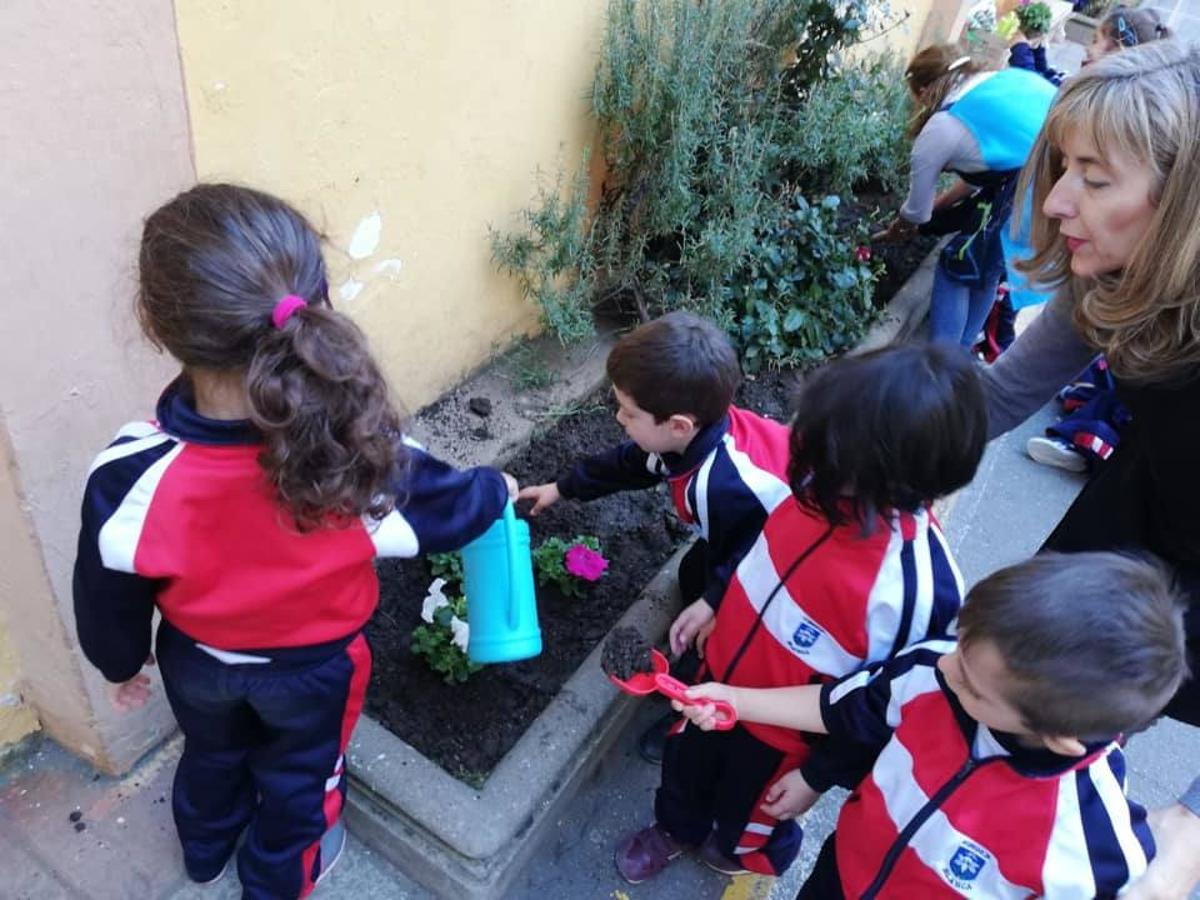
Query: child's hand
[
  {"left": 871, "top": 217, "right": 915, "bottom": 243},
  {"left": 517, "top": 482, "right": 560, "bottom": 516},
  {"left": 695, "top": 617, "right": 717, "bottom": 658},
  {"left": 669, "top": 599, "right": 715, "bottom": 657},
  {"left": 501, "top": 472, "right": 519, "bottom": 500},
  {"left": 105, "top": 654, "right": 156, "bottom": 712},
  {"left": 672, "top": 681, "right": 738, "bottom": 731},
  {"left": 761, "top": 769, "right": 820, "bottom": 819}
]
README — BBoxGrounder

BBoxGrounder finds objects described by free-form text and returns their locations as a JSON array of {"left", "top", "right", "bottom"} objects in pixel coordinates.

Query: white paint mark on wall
[
  {"left": 348, "top": 212, "right": 382, "bottom": 260},
  {"left": 373, "top": 258, "right": 404, "bottom": 277},
  {"left": 339, "top": 279, "right": 365, "bottom": 302}
]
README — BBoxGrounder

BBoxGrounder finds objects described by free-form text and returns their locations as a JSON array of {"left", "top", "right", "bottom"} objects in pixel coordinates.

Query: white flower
[
  {"left": 421, "top": 578, "right": 451, "bottom": 623},
  {"left": 449, "top": 616, "right": 470, "bottom": 652}
]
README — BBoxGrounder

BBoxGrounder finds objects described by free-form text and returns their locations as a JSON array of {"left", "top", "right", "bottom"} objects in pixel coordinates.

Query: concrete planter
[
  {"left": 343, "top": 247, "right": 940, "bottom": 899},
  {"left": 1065, "top": 12, "right": 1100, "bottom": 44}
]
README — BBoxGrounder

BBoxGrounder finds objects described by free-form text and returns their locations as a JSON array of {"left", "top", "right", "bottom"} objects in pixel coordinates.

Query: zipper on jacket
[{"left": 861, "top": 756, "right": 1001, "bottom": 899}]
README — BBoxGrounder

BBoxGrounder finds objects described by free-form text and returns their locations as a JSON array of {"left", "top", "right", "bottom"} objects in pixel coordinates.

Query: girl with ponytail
[{"left": 74, "top": 184, "right": 516, "bottom": 897}]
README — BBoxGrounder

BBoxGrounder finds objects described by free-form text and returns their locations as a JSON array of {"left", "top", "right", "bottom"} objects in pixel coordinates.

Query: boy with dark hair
[
  {"left": 520, "top": 310, "right": 792, "bottom": 666},
  {"left": 678, "top": 552, "right": 1189, "bottom": 899},
  {"left": 615, "top": 343, "right": 987, "bottom": 883}
]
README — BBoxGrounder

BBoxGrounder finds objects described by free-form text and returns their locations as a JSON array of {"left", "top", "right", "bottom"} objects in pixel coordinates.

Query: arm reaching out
[{"left": 675, "top": 681, "right": 826, "bottom": 733}]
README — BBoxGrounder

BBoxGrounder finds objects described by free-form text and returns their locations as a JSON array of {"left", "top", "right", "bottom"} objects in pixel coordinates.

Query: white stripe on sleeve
[{"left": 97, "top": 443, "right": 186, "bottom": 573}]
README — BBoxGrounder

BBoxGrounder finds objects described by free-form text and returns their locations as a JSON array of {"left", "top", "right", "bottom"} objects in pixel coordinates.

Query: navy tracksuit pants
[
  {"left": 156, "top": 620, "right": 370, "bottom": 899},
  {"left": 655, "top": 721, "right": 804, "bottom": 875}
]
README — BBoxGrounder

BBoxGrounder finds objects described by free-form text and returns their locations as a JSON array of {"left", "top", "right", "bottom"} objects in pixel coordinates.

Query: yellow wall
[
  {"left": 174, "top": 0, "right": 610, "bottom": 412},
  {"left": 0, "top": 620, "right": 37, "bottom": 747}
]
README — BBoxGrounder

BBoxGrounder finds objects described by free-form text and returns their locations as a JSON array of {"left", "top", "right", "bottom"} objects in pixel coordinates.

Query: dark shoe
[
  {"left": 190, "top": 860, "right": 229, "bottom": 886},
  {"left": 637, "top": 711, "right": 676, "bottom": 764},
  {"left": 614, "top": 824, "right": 683, "bottom": 884},
  {"left": 697, "top": 833, "right": 750, "bottom": 877}
]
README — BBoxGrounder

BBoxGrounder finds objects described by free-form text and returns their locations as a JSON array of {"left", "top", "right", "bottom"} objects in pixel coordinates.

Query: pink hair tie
[{"left": 271, "top": 294, "right": 308, "bottom": 329}]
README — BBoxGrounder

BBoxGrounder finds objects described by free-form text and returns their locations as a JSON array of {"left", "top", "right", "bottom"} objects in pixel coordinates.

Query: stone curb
[{"left": 346, "top": 542, "right": 690, "bottom": 898}]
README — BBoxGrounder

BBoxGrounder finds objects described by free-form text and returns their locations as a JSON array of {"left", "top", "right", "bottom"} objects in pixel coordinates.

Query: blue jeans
[{"left": 928, "top": 239, "right": 1007, "bottom": 347}]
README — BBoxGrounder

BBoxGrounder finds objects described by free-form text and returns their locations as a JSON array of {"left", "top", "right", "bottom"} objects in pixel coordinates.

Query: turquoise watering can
[{"left": 460, "top": 502, "right": 542, "bottom": 663}]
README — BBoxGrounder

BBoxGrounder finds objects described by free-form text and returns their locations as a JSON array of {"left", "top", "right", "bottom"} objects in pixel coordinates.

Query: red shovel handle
[{"left": 654, "top": 674, "right": 737, "bottom": 731}]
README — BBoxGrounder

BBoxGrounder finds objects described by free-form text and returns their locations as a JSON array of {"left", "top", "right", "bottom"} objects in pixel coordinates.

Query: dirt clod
[
  {"left": 74, "top": 822, "right": 86, "bottom": 833},
  {"left": 468, "top": 397, "right": 493, "bottom": 417},
  {"left": 69, "top": 809, "right": 82, "bottom": 823},
  {"left": 601, "top": 627, "right": 654, "bottom": 681}
]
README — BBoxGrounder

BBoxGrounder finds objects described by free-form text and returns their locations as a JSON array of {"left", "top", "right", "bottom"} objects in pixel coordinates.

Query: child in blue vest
[
  {"left": 73, "top": 184, "right": 516, "bottom": 899},
  {"left": 878, "top": 45, "right": 1057, "bottom": 346},
  {"left": 679, "top": 552, "right": 1188, "bottom": 898}
]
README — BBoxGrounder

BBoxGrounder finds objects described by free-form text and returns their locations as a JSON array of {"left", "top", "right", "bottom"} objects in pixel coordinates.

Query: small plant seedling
[
  {"left": 533, "top": 535, "right": 605, "bottom": 598},
  {"left": 412, "top": 585, "right": 481, "bottom": 684},
  {"left": 428, "top": 551, "right": 464, "bottom": 589},
  {"left": 507, "top": 342, "right": 555, "bottom": 391}
]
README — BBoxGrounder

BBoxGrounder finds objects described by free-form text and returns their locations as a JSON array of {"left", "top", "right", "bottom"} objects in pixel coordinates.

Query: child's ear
[
  {"left": 668, "top": 413, "right": 699, "bottom": 438},
  {"left": 1042, "top": 734, "right": 1088, "bottom": 757}
]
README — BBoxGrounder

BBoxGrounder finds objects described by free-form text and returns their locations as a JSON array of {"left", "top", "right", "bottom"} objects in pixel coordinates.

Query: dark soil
[
  {"left": 365, "top": 391, "right": 690, "bottom": 783},
  {"left": 601, "top": 627, "right": 655, "bottom": 681},
  {"left": 364, "top": 192, "right": 933, "bottom": 785},
  {"left": 842, "top": 190, "right": 939, "bottom": 311}
]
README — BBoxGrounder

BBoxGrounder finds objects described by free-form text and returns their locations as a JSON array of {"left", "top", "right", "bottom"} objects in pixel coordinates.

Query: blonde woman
[
  {"left": 876, "top": 44, "right": 1056, "bottom": 345},
  {"left": 982, "top": 42, "right": 1200, "bottom": 899}
]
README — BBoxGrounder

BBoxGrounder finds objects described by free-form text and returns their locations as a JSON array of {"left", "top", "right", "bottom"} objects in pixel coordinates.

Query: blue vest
[
  {"left": 949, "top": 69, "right": 1057, "bottom": 308},
  {"left": 947, "top": 69, "right": 1056, "bottom": 172}
]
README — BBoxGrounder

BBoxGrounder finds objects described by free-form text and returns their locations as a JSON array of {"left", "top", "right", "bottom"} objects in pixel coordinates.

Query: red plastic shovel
[{"left": 606, "top": 648, "right": 737, "bottom": 730}]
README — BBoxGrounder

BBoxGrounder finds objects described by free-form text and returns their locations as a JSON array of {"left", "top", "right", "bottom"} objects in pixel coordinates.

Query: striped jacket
[
  {"left": 808, "top": 641, "right": 1153, "bottom": 899},
  {"left": 73, "top": 381, "right": 509, "bottom": 683},
  {"left": 557, "top": 405, "right": 791, "bottom": 607},
  {"left": 702, "top": 499, "right": 964, "bottom": 757}
]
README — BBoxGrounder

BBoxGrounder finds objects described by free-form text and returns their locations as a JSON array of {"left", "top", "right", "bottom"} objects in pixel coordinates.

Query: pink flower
[
  {"left": 855, "top": 245, "right": 872, "bottom": 262},
  {"left": 565, "top": 544, "right": 609, "bottom": 582}
]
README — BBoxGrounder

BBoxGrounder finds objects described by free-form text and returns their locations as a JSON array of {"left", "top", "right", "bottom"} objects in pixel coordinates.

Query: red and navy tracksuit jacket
[
  {"left": 557, "top": 405, "right": 792, "bottom": 607},
  {"left": 657, "top": 499, "right": 964, "bottom": 875},
  {"left": 798, "top": 640, "right": 1154, "bottom": 899},
  {"left": 73, "top": 381, "right": 507, "bottom": 897}
]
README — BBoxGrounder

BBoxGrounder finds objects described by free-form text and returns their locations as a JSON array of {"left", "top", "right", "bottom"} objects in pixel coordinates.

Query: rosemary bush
[{"left": 493, "top": 0, "right": 904, "bottom": 368}]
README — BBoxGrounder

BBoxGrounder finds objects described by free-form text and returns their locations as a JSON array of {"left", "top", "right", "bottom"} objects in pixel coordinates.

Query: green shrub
[
  {"left": 493, "top": 0, "right": 900, "bottom": 368},
  {"left": 779, "top": 54, "right": 911, "bottom": 196},
  {"left": 489, "top": 160, "right": 596, "bottom": 346},
  {"left": 1015, "top": 1, "right": 1053, "bottom": 36},
  {"left": 735, "top": 194, "right": 879, "bottom": 370}
]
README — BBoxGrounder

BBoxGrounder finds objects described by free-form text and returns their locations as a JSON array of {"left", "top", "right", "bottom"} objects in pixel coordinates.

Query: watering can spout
[{"left": 460, "top": 502, "right": 542, "bottom": 663}]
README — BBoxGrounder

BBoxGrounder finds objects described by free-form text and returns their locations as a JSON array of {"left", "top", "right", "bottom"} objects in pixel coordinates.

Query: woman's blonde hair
[
  {"left": 904, "top": 43, "right": 988, "bottom": 138},
  {"left": 1016, "top": 42, "right": 1200, "bottom": 383}
]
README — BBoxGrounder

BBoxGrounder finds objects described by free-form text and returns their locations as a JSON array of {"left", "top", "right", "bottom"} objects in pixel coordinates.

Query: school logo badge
[
  {"left": 787, "top": 620, "right": 822, "bottom": 654},
  {"left": 944, "top": 841, "right": 990, "bottom": 890}
]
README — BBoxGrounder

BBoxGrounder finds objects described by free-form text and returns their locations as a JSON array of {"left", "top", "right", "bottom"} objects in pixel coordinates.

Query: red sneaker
[{"left": 614, "top": 824, "right": 684, "bottom": 884}]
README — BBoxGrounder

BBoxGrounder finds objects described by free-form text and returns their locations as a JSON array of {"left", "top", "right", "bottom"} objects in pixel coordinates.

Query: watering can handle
[{"left": 503, "top": 502, "right": 523, "bottom": 632}]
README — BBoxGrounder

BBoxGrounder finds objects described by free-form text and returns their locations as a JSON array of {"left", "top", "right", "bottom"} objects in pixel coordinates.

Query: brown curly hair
[{"left": 137, "top": 183, "right": 405, "bottom": 529}]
